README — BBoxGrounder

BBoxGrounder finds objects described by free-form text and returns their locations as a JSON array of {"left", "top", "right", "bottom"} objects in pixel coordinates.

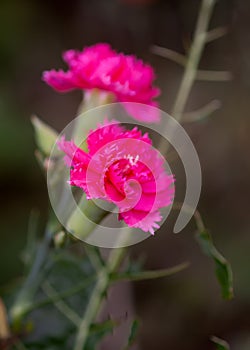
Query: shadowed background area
[{"left": 0, "top": 0, "right": 250, "bottom": 349}]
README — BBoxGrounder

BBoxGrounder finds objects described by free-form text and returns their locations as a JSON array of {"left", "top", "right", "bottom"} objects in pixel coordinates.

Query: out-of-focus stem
[
  {"left": 20, "top": 275, "right": 96, "bottom": 315},
  {"left": 172, "top": 0, "right": 216, "bottom": 121},
  {"left": 66, "top": 197, "right": 111, "bottom": 240},
  {"left": 42, "top": 281, "right": 81, "bottom": 326},
  {"left": 159, "top": 0, "right": 216, "bottom": 152},
  {"left": 73, "top": 89, "right": 114, "bottom": 146},
  {"left": 73, "top": 230, "right": 129, "bottom": 350}
]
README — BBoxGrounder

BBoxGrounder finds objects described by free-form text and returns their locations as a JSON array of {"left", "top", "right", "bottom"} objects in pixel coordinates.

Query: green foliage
[
  {"left": 196, "top": 229, "right": 233, "bottom": 300},
  {"left": 85, "top": 319, "right": 119, "bottom": 350},
  {"left": 31, "top": 116, "right": 58, "bottom": 157},
  {"left": 18, "top": 247, "right": 100, "bottom": 349},
  {"left": 123, "top": 319, "right": 140, "bottom": 350}
]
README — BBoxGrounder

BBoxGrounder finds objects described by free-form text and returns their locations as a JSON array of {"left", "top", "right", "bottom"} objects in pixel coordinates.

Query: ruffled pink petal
[
  {"left": 42, "top": 70, "right": 77, "bottom": 92},
  {"left": 104, "top": 180, "right": 125, "bottom": 202},
  {"left": 57, "top": 136, "right": 90, "bottom": 167},
  {"left": 87, "top": 121, "right": 124, "bottom": 155},
  {"left": 43, "top": 43, "right": 161, "bottom": 123},
  {"left": 58, "top": 121, "right": 175, "bottom": 235},
  {"left": 119, "top": 209, "right": 162, "bottom": 235}
]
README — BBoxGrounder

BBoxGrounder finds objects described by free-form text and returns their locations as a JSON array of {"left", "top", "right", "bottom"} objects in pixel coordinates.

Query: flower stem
[
  {"left": 172, "top": 0, "right": 216, "bottom": 120},
  {"left": 73, "top": 231, "right": 128, "bottom": 350},
  {"left": 159, "top": 0, "right": 216, "bottom": 152}
]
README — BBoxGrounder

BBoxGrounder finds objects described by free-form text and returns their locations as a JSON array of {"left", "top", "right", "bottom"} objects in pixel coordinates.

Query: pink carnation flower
[
  {"left": 58, "top": 121, "right": 174, "bottom": 234},
  {"left": 43, "top": 43, "right": 160, "bottom": 123}
]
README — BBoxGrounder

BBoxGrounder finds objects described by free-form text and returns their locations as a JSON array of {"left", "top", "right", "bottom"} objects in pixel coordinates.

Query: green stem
[
  {"left": 172, "top": 0, "right": 216, "bottom": 120},
  {"left": 159, "top": 0, "right": 216, "bottom": 152},
  {"left": 74, "top": 89, "right": 115, "bottom": 146},
  {"left": 42, "top": 281, "right": 81, "bottom": 326},
  {"left": 23, "top": 275, "right": 96, "bottom": 315},
  {"left": 66, "top": 197, "right": 111, "bottom": 241},
  {"left": 73, "top": 231, "right": 129, "bottom": 350},
  {"left": 111, "top": 261, "right": 190, "bottom": 282}
]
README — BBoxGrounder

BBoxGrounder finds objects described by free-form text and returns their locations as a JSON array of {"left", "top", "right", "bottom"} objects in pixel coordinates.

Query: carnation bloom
[
  {"left": 58, "top": 121, "right": 174, "bottom": 234},
  {"left": 43, "top": 43, "right": 160, "bottom": 123}
]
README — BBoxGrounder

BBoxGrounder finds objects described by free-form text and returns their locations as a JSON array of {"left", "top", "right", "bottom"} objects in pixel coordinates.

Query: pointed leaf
[
  {"left": 196, "top": 229, "right": 233, "bottom": 299},
  {"left": 123, "top": 319, "right": 140, "bottom": 350},
  {"left": 85, "top": 319, "right": 119, "bottom": 350},
  {"left": 31, "top": 115, "right": 58, "bottom": 156},
  {"left": 89, "top": 319, "right": 119, "bottom": 336}
]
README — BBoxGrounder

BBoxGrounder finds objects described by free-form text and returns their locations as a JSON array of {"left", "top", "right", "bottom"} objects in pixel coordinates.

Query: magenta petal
[
  {"left": 42, "top": 70, "right": 76, "bottom": 92},
  {"left": 119, "top": 209, "right": 162, "bottom": 235},
  {"left": 58, "top": 121, "right": 175, "bottom": 235},
  {"left": 104, "top": 180, "right": 125, "bottom": 202},
  {"left": 42, "top": 43, "right": 161, "bottom": 123},
  {"left": 57, "top": 136, "right": 90, "bottom": 167}
]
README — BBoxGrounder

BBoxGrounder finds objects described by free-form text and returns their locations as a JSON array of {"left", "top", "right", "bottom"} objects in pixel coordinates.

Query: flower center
[{"left": 104, "top": 156, "right": 140, "bottom": 202}]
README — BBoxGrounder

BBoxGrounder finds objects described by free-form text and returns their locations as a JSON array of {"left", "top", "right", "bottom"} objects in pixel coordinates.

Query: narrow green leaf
[
  {"left": 211, "top": 336, "right": 230, "bottom": 350},
  {"left": 89, "top": 319, "right": 119, "bottom": 335},
  {"left": 111, "top": 262, "right": 189, "bottom": 282},
  {"left": 31, "top": 115, "right": 58, "bottom": 156},
  {"left": 85, "top": 319, "right": 119, "bottom": 350},
  {"left": 123, "top": 319, "right": 140, "bottom": 350},
  {"left": 34, "top": 150, "right": 46, "bottom": 171},
  {"left": 196, "top": 229, "right": 233, "bottom": 299}
]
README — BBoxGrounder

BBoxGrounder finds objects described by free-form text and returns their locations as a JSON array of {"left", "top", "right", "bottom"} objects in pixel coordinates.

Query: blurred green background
[{"left": 0, "top": 0, "right": 250, "bottom": 349}]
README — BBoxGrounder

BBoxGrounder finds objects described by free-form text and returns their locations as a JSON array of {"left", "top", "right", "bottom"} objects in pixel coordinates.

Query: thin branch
[
  {"left": 84, "top": 245, "right": 104, "bottom": 271},
  {"left": 158, "top": 0, "right": 217, "bottom": 154},
  {"left": 196, "top": 69, "right": 232, "bottom": 81},
  {"left": 151, "top": 45, "right": 187, "bottom": 66},
  {"left": 182, "top": 99, "right": 221, "bottom": 122},
  {"left": 111, "top": 262, "right": 190, "bottom": 282},
  {"left": 23, "top": 275, "right": 96, "bottom": 315},
  {"left": 206, "top": 26, "right": 228, "bottom": 43},
  {"left": 151, "top": 45, "right": 232, "bottom": 82},
  {"left": 42, "top": 281, "right": 81, "bottom": 326},
  {"left": 171, "top": 0, "right": 217, "bottom": 122},
  {"left": 73, "top": 229, "right": 130, "bottom": 350}
]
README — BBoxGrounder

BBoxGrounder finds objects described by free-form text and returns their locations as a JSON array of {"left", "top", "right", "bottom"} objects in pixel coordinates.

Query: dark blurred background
[{"left": 0, "top": 0, "right": 250, "bottom": 349}]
